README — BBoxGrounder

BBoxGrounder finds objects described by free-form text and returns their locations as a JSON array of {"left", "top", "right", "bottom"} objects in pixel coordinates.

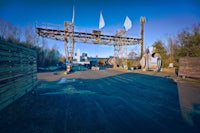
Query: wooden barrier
[
  {"left": 179, "top": 57, "right": 200, "bottom": 79},
  {"left": 0, "top": 40, "right": 37, "bottom": 111}
]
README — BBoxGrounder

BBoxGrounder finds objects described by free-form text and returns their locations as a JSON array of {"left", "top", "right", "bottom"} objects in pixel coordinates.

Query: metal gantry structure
[{"left": 35, "top": 17, "right": 145, "bottom": 68}]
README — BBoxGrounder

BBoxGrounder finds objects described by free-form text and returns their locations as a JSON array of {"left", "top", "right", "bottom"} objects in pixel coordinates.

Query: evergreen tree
[{"left": 153, "top": 40, "right": 170, "bottom": 68}]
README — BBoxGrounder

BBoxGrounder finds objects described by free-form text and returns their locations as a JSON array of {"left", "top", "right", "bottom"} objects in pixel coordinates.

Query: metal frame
[{"left": 35, "top": 19, "right": 145, "bottom": 68}]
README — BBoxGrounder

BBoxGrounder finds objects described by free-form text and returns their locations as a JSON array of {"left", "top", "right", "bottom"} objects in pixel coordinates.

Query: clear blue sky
[{"left": 1, "top": 0, "right": 200, "bottom": 57}]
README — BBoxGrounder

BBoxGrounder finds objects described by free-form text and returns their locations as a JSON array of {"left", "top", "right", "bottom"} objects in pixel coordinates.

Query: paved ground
[{"left": 0, "top": 69, "right": 199, "bottom": 133}]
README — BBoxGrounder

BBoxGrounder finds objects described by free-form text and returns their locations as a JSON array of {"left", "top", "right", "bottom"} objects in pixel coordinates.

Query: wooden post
[{"left": 140, "top": 16, "right": 146, "bottom": 59}]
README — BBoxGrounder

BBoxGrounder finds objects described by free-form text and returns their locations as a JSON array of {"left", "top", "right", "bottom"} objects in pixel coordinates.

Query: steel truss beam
[{"left": 35, "top": 22, "right": 142, "bottom": 65}]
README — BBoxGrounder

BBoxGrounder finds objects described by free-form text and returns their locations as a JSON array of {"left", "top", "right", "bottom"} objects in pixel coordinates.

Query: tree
[
  {"left": 167, "top": 36, "right": 180, "bottom": 67},
  {"left": 128, "top": 49, "right": 136, "bottom": 59},
  {"left": 0, "top": 18, "right": 6, "bottom": 40},
  {"left": 167, "top": 23, "right": 200, "bottom": 67},
  {"left": 176, "top": 23, "right": 200, "bottom": 57},
  {"left": 58, "top": 56, "right": 66, "bottom": 63},
  {"left": 153, "top": 40, "right": 170, "bottom": 68},
  {"left": 127, "top": 59, "right": 133, "bottom": 67},
  {"left": 24, "top": 23, "right": 38, "bottom": 47},
  {"left": 0, "top": 19, "right": 21, "bottom": 43},
  {"left": 0, "top": 19, "right": 64, "bottom": 68}
]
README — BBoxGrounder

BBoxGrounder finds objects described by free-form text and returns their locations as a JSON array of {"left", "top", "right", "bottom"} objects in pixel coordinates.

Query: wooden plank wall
[
  {"left": 179, "top": 57, "right": 200, "bottom": 78},
  {"left": 0, "top": 40, "right": 37, "bottom": 111}
]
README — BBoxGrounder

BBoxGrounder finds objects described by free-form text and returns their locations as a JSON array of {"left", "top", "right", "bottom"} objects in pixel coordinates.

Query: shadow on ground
[{"left": 0, "top": 71, "right": 199, "bottom": 133}]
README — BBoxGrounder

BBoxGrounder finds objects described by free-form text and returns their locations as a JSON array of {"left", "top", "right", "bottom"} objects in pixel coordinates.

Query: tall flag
[
  {"left": 124, "top": 16, "right": 132, "bottom": 31},
  {"left": 72, "top": 6, "right": 75, "bottom": 23},
  {"left": 99, "top": 11, "right": 105, "bottom": 29}
]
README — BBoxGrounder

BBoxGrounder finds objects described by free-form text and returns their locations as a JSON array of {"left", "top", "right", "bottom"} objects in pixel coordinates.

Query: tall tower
[
  {"left": 140, "top": 16, "right": 146, "bottom": 58},
  {"left": 64, "top": 21, "right": 74, "bottom": 63},
  {"left": 114, "top": 29, "right": 126, "bottom": 68}
]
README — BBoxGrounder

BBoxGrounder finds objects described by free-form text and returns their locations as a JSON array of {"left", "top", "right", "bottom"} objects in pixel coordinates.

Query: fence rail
[
  {"left": 0, "top": 40, "right": 37, "bottom": 111},
  {"left": 179, "top": 57, "right": 200, "bottom": 79}
]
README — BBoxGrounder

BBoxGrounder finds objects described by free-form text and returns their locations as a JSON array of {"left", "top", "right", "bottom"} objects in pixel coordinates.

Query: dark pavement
[{"left": 0, "top": 70, "right": 199, "bottom": 133}]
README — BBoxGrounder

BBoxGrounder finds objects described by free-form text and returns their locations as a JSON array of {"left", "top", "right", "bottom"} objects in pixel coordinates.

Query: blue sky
[{"left": 1, "top": 0, "right": 200, "bottom": 57}]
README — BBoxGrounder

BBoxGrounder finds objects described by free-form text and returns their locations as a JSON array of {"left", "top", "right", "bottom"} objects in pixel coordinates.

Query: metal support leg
[{"left": 114, "top": 45, "right": 119, "bottom": 68}]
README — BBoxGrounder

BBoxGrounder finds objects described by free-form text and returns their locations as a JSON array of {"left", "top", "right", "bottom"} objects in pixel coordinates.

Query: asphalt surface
[{"left": 0, "top": 69, "right": 199, "bottom": 133}]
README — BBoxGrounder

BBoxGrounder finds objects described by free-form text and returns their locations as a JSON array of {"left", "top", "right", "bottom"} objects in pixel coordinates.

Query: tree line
[
  {"left": 126, "top": 22, "right": 200, "bottom": 68},
  {"left": 153, "top": 23, "right": 200, "bottom": 68},
  {"left": 0, "top": 18, "right": 65, "bottom": 67}
]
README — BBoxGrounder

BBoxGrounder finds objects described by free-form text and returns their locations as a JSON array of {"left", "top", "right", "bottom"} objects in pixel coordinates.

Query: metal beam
[
  {"left": 36, "top": 23, "right": 141, "bottom": 46},
  {"left": 35, "top": 21, "right": 143, "bottom": 71}
]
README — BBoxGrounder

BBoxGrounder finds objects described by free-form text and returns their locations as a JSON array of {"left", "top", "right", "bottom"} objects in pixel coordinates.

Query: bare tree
[
  {"left": 168, "top": 36, "right": 174, "bottom": 63},
  {"left": 128, "top": 49, "right": 136, "bottom": 59},
  {"left": 0, "top": 19, "right": 22, "bottom": 43},
  {"left": 0, "top": 18, "right": 7, "bottom": 39},
  {"left": 24, "top": 23, "right": 37, "bottom": 47}
]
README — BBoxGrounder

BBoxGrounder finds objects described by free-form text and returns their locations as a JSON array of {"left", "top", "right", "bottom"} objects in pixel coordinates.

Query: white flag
[
  {"left": 72, "top": 6, "right": 75, "bottom": 23},
  {"left": 99, "top": 11, "right": 105, "bottom": 29},
  {"left": 124, "top": 16, "right": 132, "bottom": 31}
]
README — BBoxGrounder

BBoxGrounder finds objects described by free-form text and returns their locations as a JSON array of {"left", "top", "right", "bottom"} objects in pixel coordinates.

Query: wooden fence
[
  {"left": 179, "top": 57, "right": 200, "bottom": 79},
  {"left": 0, "top": 40, "right": 37, "bottom": 111}
]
